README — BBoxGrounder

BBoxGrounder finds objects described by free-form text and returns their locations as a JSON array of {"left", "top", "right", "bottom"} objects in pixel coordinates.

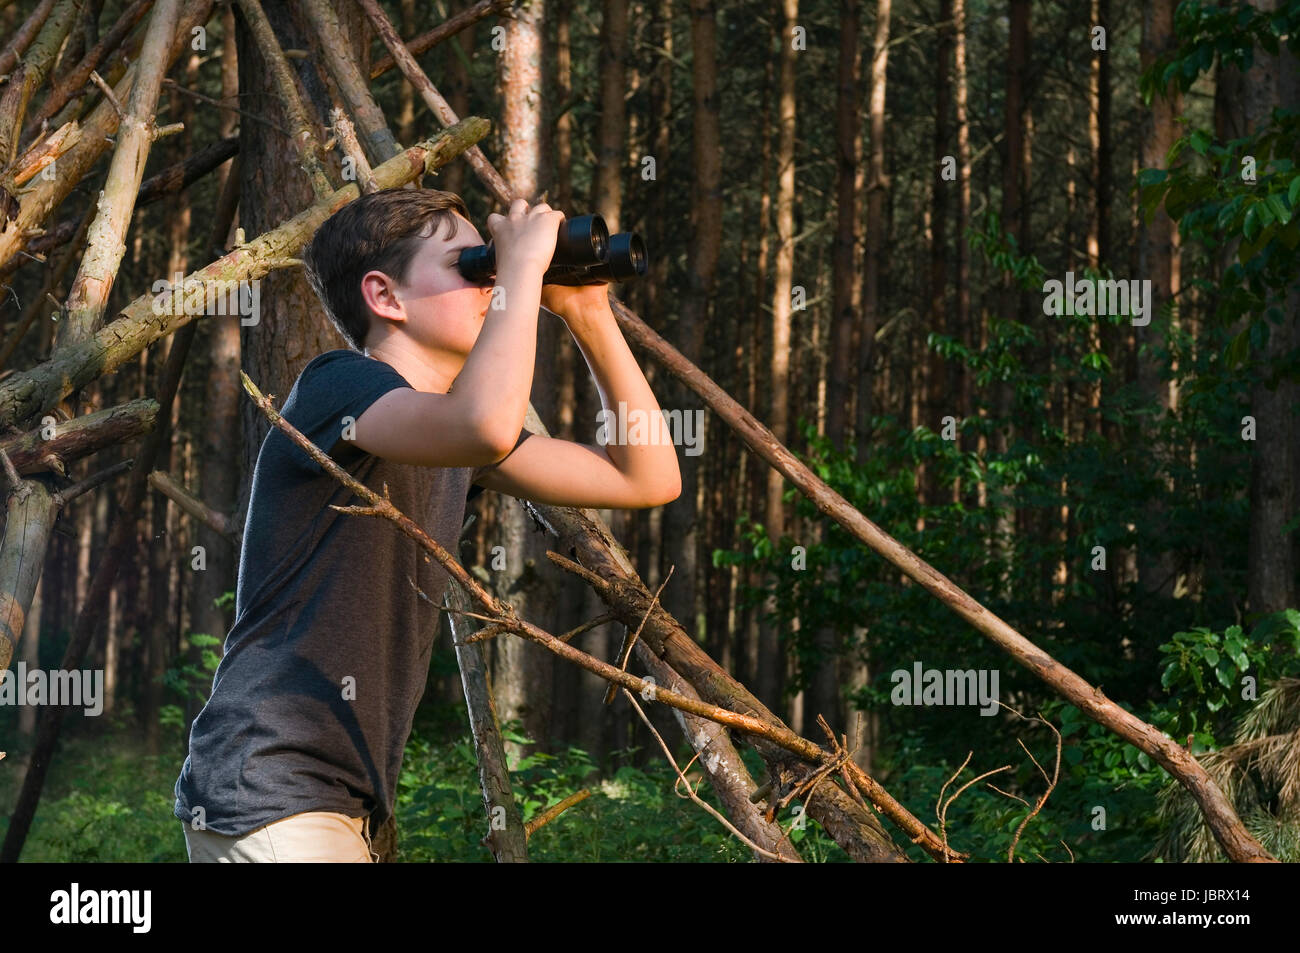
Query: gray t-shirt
[{"left": 174, "top": 348, "right": 523, "bottom": 836}]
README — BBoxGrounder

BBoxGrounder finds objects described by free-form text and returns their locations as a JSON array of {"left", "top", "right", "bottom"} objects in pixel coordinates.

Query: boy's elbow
[
  {"left": 647, "top": 473, "right": 682, "bottom": 507},
  {"left": 474, "top": 414, "right": 521, "bottom": 463}
]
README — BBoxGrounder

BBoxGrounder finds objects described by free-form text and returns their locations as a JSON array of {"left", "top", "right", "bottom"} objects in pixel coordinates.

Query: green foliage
[
  {"left": 395, "top": 721, "right": 845, "bottom": 862},
  {"left": 0, "top": 716, "right": 188, "bottom": 863},
  {"left": 1, "top": 712, "right": 848, "bottom": 862},
  {"left": 1141, "top": 2, "right": 1300, "bottom": 102},
  {"left": 1139, "top": 2, "right": 1300, "bottom": 374},
  {"left": 711, "top": 190, "right": 1278, "bottom": 860}
]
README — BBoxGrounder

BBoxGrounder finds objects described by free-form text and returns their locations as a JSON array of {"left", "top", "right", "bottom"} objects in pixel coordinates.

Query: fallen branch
[
  {"left": 0, "top": 0, "right": 58, "bottom": 79},
  {"left": 523, "top": 789, "right": 591, "bottom": 841},
  {"left": 605, "top": 298, "right": 1277, "bottom": 864},
  {"left": 445, "top": 559, "right": 528, "bottom": 862},
  {"left": 20, "top": 0, "right": 154, "bottom": 145},
  {"left": 57, "top": 0, "right": 182, "bottom": 346},
  {"left": 0, "top": 397, "right": 157, "bottom": 476},
  {"left": 368, "top": 0, "right": 511, "bottom": 80},
  {"left": 244, "top": 371, "right": 928, "bottom": 861},
  {"left": 622, "top": 687, "right": 790, "bottom": 862},
  {"left": 300, "top": 0, "right": 400, "bottom": 163},
  {"left": 0, "top": 0, "right": 84, "bottom": 168},
  {"left": 355, "top": 0, "right": 512, "bottom": 203},
  {"left": 0, "top": 0, "right": 214, "bottom": 270},
  {"left": 147, "top": 469, "right": 240, "bottom": 545},
  {"left": 1003, "top": 705, "right": 1063, "bottom": 863}
]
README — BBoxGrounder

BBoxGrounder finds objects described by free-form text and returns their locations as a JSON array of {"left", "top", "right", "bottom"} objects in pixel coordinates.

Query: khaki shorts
[{"left": 183, "top": 811, "right": 378, "bottom": 863}]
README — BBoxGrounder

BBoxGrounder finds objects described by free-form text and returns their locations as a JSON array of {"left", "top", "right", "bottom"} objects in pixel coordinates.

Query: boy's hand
[
  {"left": 487, "top": 198, "right": 564, "bottom": 274},
  {"left": 540, "top": 281, "right": 613, "bottom": 325}
]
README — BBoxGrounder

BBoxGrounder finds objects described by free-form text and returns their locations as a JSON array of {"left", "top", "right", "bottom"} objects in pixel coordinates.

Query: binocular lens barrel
[
  {"left": 558, "top": 214, "right": 609, "bottom": 266},
  {"left": 456, "top": 212, "right": 648, "bottom": 285},
  {"left": 602, "top": 232, "right": 648, "bottom": 281},
  {"left": 458, "top": 213, "right": 612, "bottom": 283}
]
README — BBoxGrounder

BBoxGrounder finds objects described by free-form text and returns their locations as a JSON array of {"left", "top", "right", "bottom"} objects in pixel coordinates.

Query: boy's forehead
[{"left": 425, "top": 213, "right": 480, "bottom": 250}]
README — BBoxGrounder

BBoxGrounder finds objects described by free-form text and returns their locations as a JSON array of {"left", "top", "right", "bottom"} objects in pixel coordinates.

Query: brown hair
[{"left": 303, "top": 188, "right": 472, "bottom": 351}]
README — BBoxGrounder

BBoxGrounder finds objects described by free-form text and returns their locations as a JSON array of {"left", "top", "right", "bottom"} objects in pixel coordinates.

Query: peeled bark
[
  {"left": 0, "top": 0, "right": 214, "bottom": 271},
  {"left": 0, "top": 0, "right": 84, "bottom": 167},
  {"left": 56, "top": 0, "right": 181, "bottom": 347},
  {"left": 0, "top": 119, "right": 492, "bottom": 429}
]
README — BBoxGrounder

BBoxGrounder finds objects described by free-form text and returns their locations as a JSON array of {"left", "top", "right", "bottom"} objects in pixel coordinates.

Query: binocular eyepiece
[{"left": 457, "top": 213, "right": 648, "bottom": 286}]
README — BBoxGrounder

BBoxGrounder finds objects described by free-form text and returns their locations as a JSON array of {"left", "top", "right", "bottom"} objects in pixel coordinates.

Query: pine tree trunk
[
  {"left": 855, "top": 0, "right": 889, "bottom": 454},
  {"left": 493, "top": 0, "right": 557, "bottom": 760}
]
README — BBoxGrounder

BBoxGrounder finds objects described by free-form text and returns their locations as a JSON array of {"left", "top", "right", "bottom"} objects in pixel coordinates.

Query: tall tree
[
  {"left": 814, "top": 0, "right": 861, "bottom": 740},
  {"left": 762, "top": 0, "right": 798, "bottom": 717},
  {"left": 990, "top": 0, "right": 1030, "bottom": 595},
  {"left": 660, "top": 0, "right": 720, "bottom": 642},
  {"left": 188, "top": 1, "right": 241, "bottom": 731},
  {"left": 595, "top": 0, "right": 627, "bottom": 232},
  {"left": 493, "top": 0, "right": 557, "bottom": 758},
  {"left": 1228, "top": 0, "right": 1299, "bottom": 617},
  {"left": 926, "top": 0, "right": 953, "bottom": 507},
  {"left": 855, "top": 0, "right": 890, "bottom": 453},
  {"left": 826, "top": 0, "right": 860, "bottom": 449},
  {"left": 953, "top": 0, "right": 971, "bottom": 435},
  {"left": 1089, "top": 0, "right": 1112, "bottom": 438},
  {"left": 1136, "top": 0, "right": 1182, "bottom": 604}
]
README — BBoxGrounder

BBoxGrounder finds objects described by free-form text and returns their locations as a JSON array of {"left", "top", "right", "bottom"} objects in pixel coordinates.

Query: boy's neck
[{"left": 362, "top": 337, "right": 462, "bottom": 394}]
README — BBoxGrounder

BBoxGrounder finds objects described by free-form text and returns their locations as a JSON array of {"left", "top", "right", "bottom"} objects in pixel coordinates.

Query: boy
[{"left": 174, "top": 189, "right": 681, "bottom": 862}]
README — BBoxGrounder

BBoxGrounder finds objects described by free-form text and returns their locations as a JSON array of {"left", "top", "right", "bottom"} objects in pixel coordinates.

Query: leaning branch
[
  {"left": 233, "top": 0, "right": 334, "bottom": 197},
  {"left": 0, "top": 117, "right": 490, "bottom": 429},
  {"left": 368, "top": 0, "right": 511, "bottom": 80},
  {"left": 608, "top": 299, "right": 1275, "bottom": 864},
  {"left": 0, "top": 397, "right": 157, "bottom": 476},
  {"left": 57, "top": 0, "right": 182, "bottom": 346},
  {"left": 241, "top": 372, "right": 942, "bottom": 862}
]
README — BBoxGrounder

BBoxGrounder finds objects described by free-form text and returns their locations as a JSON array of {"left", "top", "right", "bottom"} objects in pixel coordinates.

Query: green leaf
[
  {"left": 1288, "top": 176, "right": 1300, "bottom": 209},
  {"left": 1190, "top": 129, "right": 1211, "bottom": 156},
  {"left": 1225, "top": 328, "right": 1250, "bottom": 367},
  {"left": 1265, "top": 193, "right": 1291, "bottom": 225},
  {"left": 1244, "top": 203, "right": 1261, "bottom": 240},
  {"left": 1137, "top": 167, "right": 1169, "bottom": 187}
]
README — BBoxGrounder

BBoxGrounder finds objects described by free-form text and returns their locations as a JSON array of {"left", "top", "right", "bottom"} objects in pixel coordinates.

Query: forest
[{"left": 0, "top": 0, "right": 1298, "bottom": 866}]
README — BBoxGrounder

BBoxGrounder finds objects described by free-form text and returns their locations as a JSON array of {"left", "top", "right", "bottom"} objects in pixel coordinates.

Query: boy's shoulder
[{"left": 291, "top": 348, "right": 409, "bottom": 398}]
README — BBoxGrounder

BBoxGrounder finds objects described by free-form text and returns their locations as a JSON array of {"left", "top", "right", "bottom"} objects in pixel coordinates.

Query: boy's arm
[
  {"left": 347, "top": 200, "right": 562, "bottom": 468},
  {"left": 472, "top": 284, "right": 682, "bottom": 509}
]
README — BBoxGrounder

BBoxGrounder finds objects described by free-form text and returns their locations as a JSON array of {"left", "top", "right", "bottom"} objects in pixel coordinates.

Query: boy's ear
[{"left": 361, "top": 270, "right": 406, "bottom": 324}]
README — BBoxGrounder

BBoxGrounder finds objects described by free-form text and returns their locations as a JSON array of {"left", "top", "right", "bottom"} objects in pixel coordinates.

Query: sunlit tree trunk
[{"left": 493, "top": 0, "right": 556, "bottom": 760}]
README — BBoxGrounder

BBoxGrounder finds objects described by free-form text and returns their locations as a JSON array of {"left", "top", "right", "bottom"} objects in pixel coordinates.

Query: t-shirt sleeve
[
  {"left": 467, "top": 428, "right": 532, "bottom": 501},
  {"left": 282, "top": 349, "right": 412, "bottom": 476}
]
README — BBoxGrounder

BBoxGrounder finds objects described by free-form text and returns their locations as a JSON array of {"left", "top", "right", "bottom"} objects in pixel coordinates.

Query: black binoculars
[{"left": 457, "top": 213, "right": 648, "bottom": 285}]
